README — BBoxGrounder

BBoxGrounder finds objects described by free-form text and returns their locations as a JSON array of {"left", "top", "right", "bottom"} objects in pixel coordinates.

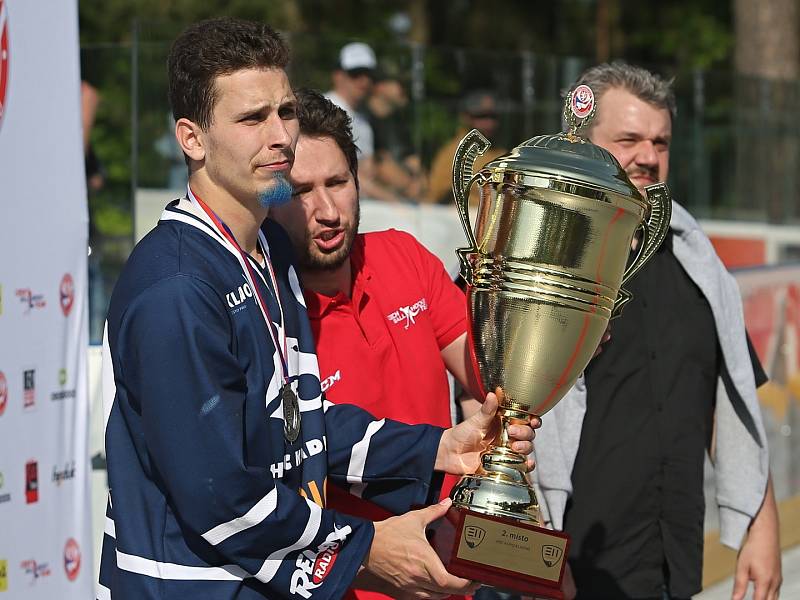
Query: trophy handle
[
  {"left": 612, "top": 182, "right": 672, "bottom": 317},
  {"left": 453, "top": 129, "right": 491, "bottom": 284}
]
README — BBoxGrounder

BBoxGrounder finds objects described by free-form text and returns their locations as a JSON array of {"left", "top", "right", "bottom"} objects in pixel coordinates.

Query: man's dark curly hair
[
  {"left": 168, "top": 17, "right": 289, "bottom": 131},
  {"left": 294, "top": 88, "right": 360, "bottom": 189}
]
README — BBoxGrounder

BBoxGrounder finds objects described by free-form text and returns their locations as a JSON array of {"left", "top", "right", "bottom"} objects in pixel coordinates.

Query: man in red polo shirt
[{"left": 270, "top": 88, "right": 481, "bottom": 599}]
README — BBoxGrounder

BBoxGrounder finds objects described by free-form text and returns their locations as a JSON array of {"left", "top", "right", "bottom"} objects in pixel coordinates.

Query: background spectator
[{"left": 427, "top": 90, "right": 507, "bottom": 204}]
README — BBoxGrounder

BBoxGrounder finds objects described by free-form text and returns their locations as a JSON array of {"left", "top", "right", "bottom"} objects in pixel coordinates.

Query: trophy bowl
[{"left": 429, "top": 87, "right": 672, "bottom": 598}]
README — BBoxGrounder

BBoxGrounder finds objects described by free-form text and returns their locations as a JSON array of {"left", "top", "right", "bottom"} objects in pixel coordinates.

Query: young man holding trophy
[
  {"left": 99, "top": 18, "right": 539, "bottom": 600},
  {"left": 534, "top": 63, "right": 782, "bottom": 600}
]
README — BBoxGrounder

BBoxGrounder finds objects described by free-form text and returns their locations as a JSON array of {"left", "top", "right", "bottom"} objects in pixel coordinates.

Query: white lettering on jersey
[
  {"left": 386, "top": 297, "right": 428, "bottom": 330},
  {"left": 290, "top": 525, "right": 352, "bottom": 598},
  {"left": 320, "top": 370, "right": 341, "bottom": 393},
  {"left": 269, "top": 436, "right": 328, "bottom": 480},
  {"left": 226, "top": 283, "right": 254, "bottom": 308}
]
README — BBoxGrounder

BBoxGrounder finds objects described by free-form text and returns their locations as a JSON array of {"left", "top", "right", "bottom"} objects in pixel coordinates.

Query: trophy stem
[
  {"left": 495, "top": 406, "right": 531, "bottom": 452},
  {"left": 450, "top": 404, "right": 541, "bottom": 524},
  {"left": 476, "top": 406, "right": 532, "bottom": 483}
]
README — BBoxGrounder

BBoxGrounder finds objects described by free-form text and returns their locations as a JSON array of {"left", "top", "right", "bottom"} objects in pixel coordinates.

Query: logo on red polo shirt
[
  {"left": 386, "top": 297, "right": 428, "bottom": 330},
  {"left": 320, "top": 370, "right": 341, "bottom": 393}
]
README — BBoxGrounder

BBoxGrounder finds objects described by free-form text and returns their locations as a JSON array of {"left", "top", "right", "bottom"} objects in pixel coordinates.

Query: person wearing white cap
[{"left": 325, "top": 42, "right": 404, "bottom": 202}]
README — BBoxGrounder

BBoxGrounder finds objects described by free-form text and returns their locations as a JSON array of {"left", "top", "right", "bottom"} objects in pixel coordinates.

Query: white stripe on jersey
[
  {"left": 253, "top": 498, "right": 322, "bottom": 583},
  {"left": 101, "top": 322, "right": 115, "bottom": 452},
  {"left": 159, "top": 210, "right": 242, "bottom": 262},
  {"left": 116, "top": 550, "right": 250, "bottom": 581},
  {"left": 202, "top": 488, "right": 278, "bottom": 546},
  {"left": 105, "top": 516, "right": 116, "bottom": 538},
  {"left": 347, "top": 419, "right": 386, "bottom": 497},
  {"left": 96, "top": 582, "right": 112, "bottom": 600},
  {"left": 268, "top": 335, "right": 323, "bottom": 419},
  {"left": 288, "top": 265, "right": 306, "bottom": 307}
]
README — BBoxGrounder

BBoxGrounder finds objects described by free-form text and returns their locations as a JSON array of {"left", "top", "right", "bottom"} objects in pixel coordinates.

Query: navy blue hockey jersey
[{"left": 98, "top": 196, "right": 445, "bottom": 600}]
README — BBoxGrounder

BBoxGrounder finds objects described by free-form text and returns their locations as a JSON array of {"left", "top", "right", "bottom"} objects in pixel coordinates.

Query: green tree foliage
[{"left": 78, "top": 0, "right": 737, "bottom": 233}]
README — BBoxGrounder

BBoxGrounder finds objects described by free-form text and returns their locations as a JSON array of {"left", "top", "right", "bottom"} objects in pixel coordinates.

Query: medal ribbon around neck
[{"left": 189, "top": 189, "right": 301, "bottom": 441}]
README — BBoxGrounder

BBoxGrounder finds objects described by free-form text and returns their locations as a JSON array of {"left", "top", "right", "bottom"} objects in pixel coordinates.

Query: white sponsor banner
[{"left": 0, "top": 0, "right": 92, "bottom": 597}]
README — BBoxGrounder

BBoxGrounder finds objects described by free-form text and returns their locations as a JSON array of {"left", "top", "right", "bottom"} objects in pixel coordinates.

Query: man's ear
[{"left": 175, "top": 117, "right": 205, "bottom": 163}]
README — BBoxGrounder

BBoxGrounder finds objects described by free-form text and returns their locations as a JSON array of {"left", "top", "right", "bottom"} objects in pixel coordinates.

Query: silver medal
[{"left": 282, "top": 385, "right": 301, "bottom": 443}]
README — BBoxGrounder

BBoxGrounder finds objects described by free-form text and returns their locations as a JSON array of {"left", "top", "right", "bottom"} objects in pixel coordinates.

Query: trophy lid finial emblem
[{"left": 564, "top": 84, "right": 596, "bottom": 140}]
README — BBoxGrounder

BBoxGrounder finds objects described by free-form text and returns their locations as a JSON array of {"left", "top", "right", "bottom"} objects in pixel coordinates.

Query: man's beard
[
  {"left": 298, "top": 203, "right": 360, "bottom": 273},
  {"left": 257, "top": 171, "right": 294, "bottom": 208}
]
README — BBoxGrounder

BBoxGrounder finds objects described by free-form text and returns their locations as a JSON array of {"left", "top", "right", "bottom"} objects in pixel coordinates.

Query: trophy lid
[{"left": 482, "top": 85, "right": 642, "bottom": 200}]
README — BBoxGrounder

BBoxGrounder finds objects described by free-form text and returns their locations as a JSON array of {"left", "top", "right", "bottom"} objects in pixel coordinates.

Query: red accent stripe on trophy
[
  {"left": 594, "top": 208, "right": 625, "bottom": 283},
  {"left": 539, "top": 208, "right": 625, "bottom": 408},
  {"left": 541, "top": 312, "right": 593, "bottom": 409}
]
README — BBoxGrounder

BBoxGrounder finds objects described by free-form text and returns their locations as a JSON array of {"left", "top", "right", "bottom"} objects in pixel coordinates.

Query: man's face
[
  {"left": 334, "top": 69, "right": 373, "bottom": 107},
  {"left": 271, "top": 135, "right": 359, "bottom": 272},
  {"left": 201, "top": 68, "right": 299, "bottom": 205},
  {"left": 466, "top": 95, "right": 499, "bottom": 138},
  {"left": 589, "top": 87, "right": 672, "bottom": 195}
]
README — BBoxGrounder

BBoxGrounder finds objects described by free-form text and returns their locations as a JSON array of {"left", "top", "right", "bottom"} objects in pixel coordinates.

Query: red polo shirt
[{"left": 305, "top": 229, "right": 467, "bottom": 518}]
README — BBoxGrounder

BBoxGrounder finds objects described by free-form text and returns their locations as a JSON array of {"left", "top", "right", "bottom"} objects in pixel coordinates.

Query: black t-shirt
[
  {"left": 369, "top": 109, "right": 414, "bottom": 163},
  {"left": 564, "top": 232, "right": 765, "bottom": 599}
]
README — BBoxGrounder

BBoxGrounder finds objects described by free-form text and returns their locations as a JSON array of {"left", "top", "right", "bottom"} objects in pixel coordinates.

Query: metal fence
[{"left": 80, "top": 22, "right": 800, "bottom": 342}]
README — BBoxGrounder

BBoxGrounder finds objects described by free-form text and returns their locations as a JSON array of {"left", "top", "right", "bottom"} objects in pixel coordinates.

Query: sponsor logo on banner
[
  {"left": 20, "top": 559, "right": 51, "bottom": 584},
  {"left": 64, "top": 539, "right": 80, "bottom": 582},
  {"left": 0, "top": 471, "right": 10, "bottom": 504},
  {"left": 0, "top": 371, "right": 6, "bottom": 416},
  {"left": 386, "top": 297, "right": 428, "bottom": 330},
  {"left": 51, "top": 369, "right": 76, "bottom": 401},
  {"left": 52, "top": 461, "right": 76, "bottom": 486},
  {"left": 22, "top": 369, "right": 34, "bottom": 410},
  {"left": 16, "top": 289, "right": 45, "bottom": 313},
  {"left": 0, "top": 0, "right": 9, "bottom": 129},
  {"left": 0, "top": 559, "right": 7, "bottom": 591},
  {"left": 59, "top": 273, "right": 74, "bottom": 316},
  {"left": 25, "top": 460, "right": 38, "bottom": 504}
]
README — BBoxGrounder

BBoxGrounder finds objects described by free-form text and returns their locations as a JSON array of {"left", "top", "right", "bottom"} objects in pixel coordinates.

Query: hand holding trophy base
[{"left": 429, "top": 394, "right": 568, "bottom": 598}]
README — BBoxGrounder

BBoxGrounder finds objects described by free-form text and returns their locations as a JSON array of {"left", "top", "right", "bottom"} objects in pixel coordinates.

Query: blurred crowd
[{"left": 324, "top": 41, "right": 504, "bottom": 204}]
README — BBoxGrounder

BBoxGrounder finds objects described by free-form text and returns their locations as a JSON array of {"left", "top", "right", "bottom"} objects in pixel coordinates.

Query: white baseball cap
[{"left": 338, "top": 42, "right": 377, "bottom": 72}]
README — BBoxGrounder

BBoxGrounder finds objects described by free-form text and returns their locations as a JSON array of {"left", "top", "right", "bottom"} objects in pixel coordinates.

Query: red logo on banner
[
  {"left": 0, "top": 0, "right": 9, "bottom": 129},
  {"left": 0, "top": 371, "right": 7, "bottom": 416},
  {"left": 64, "top": 538, "right": 81, "bottom": 581},
  {"left": 60, "top": 273, "right": 74, "bottom": 316},
  {"left": 25, "top": 460, "right": 38, "bottom": 504}
]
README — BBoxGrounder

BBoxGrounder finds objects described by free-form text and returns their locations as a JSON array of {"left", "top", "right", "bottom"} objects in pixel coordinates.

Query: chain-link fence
[{"left": 81, "top": 22, "right": 800, "bottom": 342}]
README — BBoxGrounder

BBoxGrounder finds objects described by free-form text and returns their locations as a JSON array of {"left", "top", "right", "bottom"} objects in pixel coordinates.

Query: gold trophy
[{"left": 429, "top": 85, "right": 672, "bottom": 597}]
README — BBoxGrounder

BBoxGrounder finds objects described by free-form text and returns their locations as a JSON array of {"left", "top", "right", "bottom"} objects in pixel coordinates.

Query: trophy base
[{"left": 428, "top": 506, "right": 569, "bottom": 599}]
